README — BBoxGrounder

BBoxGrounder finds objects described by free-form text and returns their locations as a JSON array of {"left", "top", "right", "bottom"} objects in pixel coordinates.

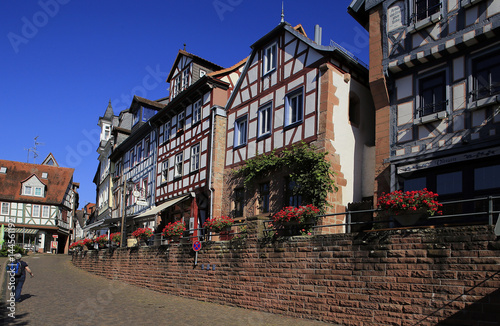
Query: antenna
[{"left": 24, "top": 136, "right": 45, "bottom": 164}]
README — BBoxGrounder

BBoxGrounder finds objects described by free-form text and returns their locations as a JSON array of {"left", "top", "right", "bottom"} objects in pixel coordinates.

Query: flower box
[{"left": 204, "top": 216, "right": 234, "bottom": 233}]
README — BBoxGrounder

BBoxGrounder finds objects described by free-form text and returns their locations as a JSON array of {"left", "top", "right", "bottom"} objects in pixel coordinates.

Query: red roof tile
[{"left": 0, "top": 159, "right": 74, "bottom": 206}]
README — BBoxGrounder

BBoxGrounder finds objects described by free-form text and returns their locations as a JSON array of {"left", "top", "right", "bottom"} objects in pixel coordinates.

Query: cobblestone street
[{"left": 1, "top": 254, "right": 332, "bottom": 326}]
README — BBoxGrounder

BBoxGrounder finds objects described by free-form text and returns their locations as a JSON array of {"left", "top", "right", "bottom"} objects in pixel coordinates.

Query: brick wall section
[
  {"left": 210, "top": 111, "right": 227, "bottom": 218},
  {"left": 72, "top": 224, "right": 500, "bottom": 325}
]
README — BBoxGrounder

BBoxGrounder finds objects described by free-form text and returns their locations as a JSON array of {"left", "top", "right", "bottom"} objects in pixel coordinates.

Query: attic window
[
  {"left": 42, "top": 172, "right": 48, "bottom": 178},
  {"left": 0, "top": 167, "right": 6, "bottom": 173}
]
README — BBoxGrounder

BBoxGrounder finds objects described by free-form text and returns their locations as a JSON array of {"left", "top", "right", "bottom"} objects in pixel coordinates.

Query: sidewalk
[{"left": 2, "top": 254, "right": 334, "bottom": 326}]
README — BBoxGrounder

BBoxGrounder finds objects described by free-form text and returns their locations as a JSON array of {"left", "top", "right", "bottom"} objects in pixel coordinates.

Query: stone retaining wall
[{"left": 71, "top": 224, "right": 500, "bottom": 325}]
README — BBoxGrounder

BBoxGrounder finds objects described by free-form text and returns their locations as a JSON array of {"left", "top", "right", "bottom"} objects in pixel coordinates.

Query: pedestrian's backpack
[{"left": 7, "top": 262, "right": 22, "bottom": 276}]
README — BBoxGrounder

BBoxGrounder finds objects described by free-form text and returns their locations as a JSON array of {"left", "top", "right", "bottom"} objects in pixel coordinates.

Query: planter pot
[
  {"left": 393, "top": 209, "right": 428, "bottom": 226},
  {"left": 210, "top": 226, "right": 231, "bottom": 233},
  {"left": 170, "top": 235, "right": 181, "bottom": 242}
]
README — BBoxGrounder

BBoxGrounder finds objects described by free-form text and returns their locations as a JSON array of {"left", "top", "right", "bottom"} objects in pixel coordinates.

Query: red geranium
[
  {"left": 378, "top": 188, "right": 442, "bottom": 216},
  {"left": 204, "top": 216, "right": 234, "bottom": 233},
  {"left": 162, "top": 221, "right": 186, "bottom": 237}
]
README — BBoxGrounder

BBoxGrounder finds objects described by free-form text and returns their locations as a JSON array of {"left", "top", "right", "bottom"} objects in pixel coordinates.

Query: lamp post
[{"left": 120, "top": 179, "right": 133, "bottom": 248}]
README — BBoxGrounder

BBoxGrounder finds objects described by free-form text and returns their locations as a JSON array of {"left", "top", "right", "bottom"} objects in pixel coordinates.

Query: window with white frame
[
  {"left": 258, "top": 103, "right": 272, "bottom": 137},
  {"left": 34, "top": 187, "right": 43, "bottom": 197},
  {"left": 145, "top": 138, "right": 150, "bottom": 157},
  {"left": 177, "top": 111, "right": 185, "bottom": 132},
  {"left": 174, "top": 153, "right": 183, "bottom": 179},
  {"left": 417, "top": 72, "right": 446, "bottom": 117},
  {"left": 173, "top": 75, "right": 182, "bottom": 98},
  {"left": 130, "top": 149, "right": 135, "bottom": 167},
  {"left": 1, "top": 202, "right": 9, "bottom": 215},
  {"left": 24, "top": 186, "right": 32, "bottom": 196},
  {"left": 263, "top": 43, "right": 277, "bottom": 75},
  {"left": 164, "top": 121, "right": 171, "bottom": 142},
  {"left": 414, "top": 0, "right": 441, "bottom": 21},
  {"left": 161, "top": 161, "right": 169, "bottom": 184},
  {"left": 142, "top": 179, "right": 148, "bottom": 198},
  {"left": 104, "top": 125, "right": 111, "bottom": 139},
  {"left": 33, "top": 205, "right": 40, "bottom": 217},
  {"left": 136, "top": 143, "right": 142, "bottom": 163},
  {"left": 42, "top": 205, "right": 49, "bottom": 218},
  {"left": 182, "top": 68, "right": 190, "bottom": 91},
  {"left": 234, "top": 116, "right": 248, "bottom": 148},
  {"left": 285, "top": 88, "right": 303, "bottom": 126},
  {"left": 191, "top": 143, "right": 200, "bottom": 172},
  {"left": 192, "top": 100, "right": 202, "bottom": 124},
  {"left": 472, "top": 50, "right": 500, "bottom": 101}
]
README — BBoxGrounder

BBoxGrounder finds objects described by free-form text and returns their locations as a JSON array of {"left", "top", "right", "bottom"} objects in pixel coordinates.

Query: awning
[
  {"left": 100, "top": 218, "right": 121, "bottom": 227},
  {"left": 82, "top": 220, "right": 104, "bottom": 232},
  {"left": 134, "top": 194, "right": 193, "bottom": 221},
  {"left": 9, "top": 228, "right": 39, "bottom": 235}
]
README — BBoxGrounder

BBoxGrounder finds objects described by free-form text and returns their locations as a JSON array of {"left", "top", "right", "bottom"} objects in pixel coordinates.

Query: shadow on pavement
[{"left": 0, "top": 300, "right": 29, "bottom": 325}]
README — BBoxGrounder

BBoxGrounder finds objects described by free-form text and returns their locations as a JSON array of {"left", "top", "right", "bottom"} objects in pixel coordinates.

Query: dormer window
[
  {"left": 42, "top": 172, "right": 48, "bottom": 179},
  {"left": 24, "top": 185, "right": 32, "bottom": 195},
  {"left": 23, "top": 185, "right": 44, "bottom": 197},
  {"left": 0, "top": 167, "right": 6, "bottom": 173},
  {"left": 263, "top": 43, "right": 277, "bottom": 75}
]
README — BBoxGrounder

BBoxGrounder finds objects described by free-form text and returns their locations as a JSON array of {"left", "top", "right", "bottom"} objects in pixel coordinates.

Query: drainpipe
[{"left": 208, "top": 107, "right": 216, "bottom": 220}]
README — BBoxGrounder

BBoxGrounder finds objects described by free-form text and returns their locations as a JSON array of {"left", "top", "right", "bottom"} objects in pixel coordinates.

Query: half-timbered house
[
  {"left": 110, "top": 95, "right": 167, "bottom": 234},
  {"left": 349, "top": 0, "right": 500, "bottom": 212},
  {"left": 223, "top": 22, "right": 375, "bottom": 231},
  {"left": 0, "top": 154, "right": 78, "bottom": 253},
  {"left": 145, "top": 50, "right": 246, "bottom": 241}
]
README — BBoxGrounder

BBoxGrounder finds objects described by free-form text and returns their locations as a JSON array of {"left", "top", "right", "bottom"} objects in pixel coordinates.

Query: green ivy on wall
[{"left": 235, "top": 142, "right": 338, "bottom": 211}]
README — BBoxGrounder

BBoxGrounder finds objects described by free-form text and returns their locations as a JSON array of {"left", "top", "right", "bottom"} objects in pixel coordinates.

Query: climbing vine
[{"left": 235, "top": 142, "right": 337, "bottom": 211}]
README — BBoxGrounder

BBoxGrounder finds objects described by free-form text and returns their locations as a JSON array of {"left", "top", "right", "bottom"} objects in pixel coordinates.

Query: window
[
  {"left": 475, "top": 165, "right": 500, "bottom": 190},
  {"left": 41, "top": 172, "right": 48, "bottom": 178},
  {"left": 182, "top": 69, "right": 190, "bottom": 90},
  {"left": 136, "top": 144, "right": 142, "bottom": 163},
  {"left": 177, "top": 111, "right": 185, "bottom": 132},
  {"left": 234, "top": 116, "right": 248, "bottom": 148},
  {"left": 1, "top": 202, "right": 9, "bottom": 215},
  {"left": 193, "top": 100, "right": 202, "bottom": 124},
  {"left": 174, "top": 153, "right": 183, "bottom": 179},
  {"left": 24, "top": 186, "right": 32, "bottom": 196},
  {"left": 415, "top": 0, "right": 440, "bottom": 21},
  {"left": 234, "top": 188, "right": 244, "bottom": 217},
  {"left": 200, "top": 70, "right": 206, "bottom": 78},
  {"left": 473, "top": 51, "right": 500, "bottom": 100},
  {"left": 104, "top": 125, "right": 111, "bottom": 139},
  {"left": 130, "top": 149, "right": 135, "bottom": 167},
  {"left": 349, "top": 94, "right": 360, "bottom": 127},
  {"left": 263, "top": 43, "right": 277, "bottom": 75},
  {"left": 286, "top": 179, "right": 302, "bottom": 208},
  {"left": 42, "top": 206, "right": 49, "bottom": 218},
  {"left": 164, "top": 121, "right": 171, "bottom": 142},
  {"left": 437, "top": 171, "right": 462, "bottom": 195},
  {"left": 142, "top": 179, "right": 148, "bottom": 198},
  {"left": 259, "top": 183, "right": 270, "bottom": 213},
  {"left": 173, "top": 75, "right": 182, "bottom": 98},
  {"left": 33, "top": 205, "right": 40, "bottom": 217},
  {"left": 0, "top": 167, "right": 6, "bottom": 173},
  {"left": 191, "top": 143, "right": 200, "bottom": 172},
  {"left": 403, "top": 177, "right": 426, "bottom": 191},
  {"left": 133, "top": 109, "right": 140, "bottom": 125},
  {"left": 418, "top": 72, "right": 446, "bottom": 117},
  {"left": 142, "top": 107, "right": 156, "bottom": 122},
  {"left": 285, "top": 89, "right": 303, "bottom": 126},
  {"left": 145, "top": 138, "right": 150, "bottom": 157},
  {"left": 258, "top": 104, "right": 272, "bottom": 137},
  {"left": 34, "top": 187, "right": 42, "bottom": 196},
  {"left": 161, "top": 161, "right": 169, "bottom": 184}
]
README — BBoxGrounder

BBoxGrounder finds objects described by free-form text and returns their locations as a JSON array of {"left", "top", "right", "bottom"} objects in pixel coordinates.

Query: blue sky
[{"left": 0, "top": 0, "right": 369, "bottom": 208}]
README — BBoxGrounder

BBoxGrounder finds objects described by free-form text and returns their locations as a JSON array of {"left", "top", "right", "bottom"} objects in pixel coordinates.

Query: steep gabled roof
[
  {"left": 100, "top": 100, "right": 115, "bottom": 121},
  {"left": 0, "top": 159, "right": 74, "bottom": 205},
  {"left": 166, "top": 49, "right": 224, "bottom": 82},
  {"left": 132, "top": 95, "right": 167, "bottom": 110},
  {"left": 207, "top": 57, "right": 248, "bottom": 78}
]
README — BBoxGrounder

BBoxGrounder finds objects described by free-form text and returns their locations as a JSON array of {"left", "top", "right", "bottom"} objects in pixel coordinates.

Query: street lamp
[{"left": 120, "top": 179, "right": 134, "bottom": 248}]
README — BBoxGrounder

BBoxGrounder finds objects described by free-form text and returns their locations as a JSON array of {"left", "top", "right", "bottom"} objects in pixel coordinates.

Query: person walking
[{"left": 6, "top": 253, "right": 34, "bottom": 302}]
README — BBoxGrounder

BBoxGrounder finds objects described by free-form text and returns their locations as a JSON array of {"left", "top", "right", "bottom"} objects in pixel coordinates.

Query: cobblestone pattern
[
  {"left": 72, "top": 225, "right": 500, "bottom": 325},
  {"left": 1, "top": 254, "right": 331, "bottom": 326}
]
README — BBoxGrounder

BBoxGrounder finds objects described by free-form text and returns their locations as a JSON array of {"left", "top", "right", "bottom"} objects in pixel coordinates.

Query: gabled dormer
[
  {"left": 129, "top": 96, "right": 165, "bottom": 133},
  {"left": 21, "top": 174, "right": 46, "bottom": 197},
  {"left": 167, "top": 50, "right": 224, "bottom": 99},
  {"left": 41, "top": 153, "right": 59, "bottom": 167}
]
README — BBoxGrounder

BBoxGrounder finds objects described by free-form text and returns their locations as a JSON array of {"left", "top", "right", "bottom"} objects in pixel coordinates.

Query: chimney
[{"left": 314, "top": 24, "right": 322, "bottom": 45}]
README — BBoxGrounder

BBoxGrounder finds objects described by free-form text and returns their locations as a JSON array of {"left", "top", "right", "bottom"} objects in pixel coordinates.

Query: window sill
[
  {"left": 469, "top": 95, "right": 500, "bottom": 111},
  {"left": 461, "top": 0, "right": 485, "bottom": 8},
  {"left": 283, "top": 121, "right": 303, "bottom": 131},
  {"left": 408, "top": 12, "right": 442, "bottom": 34},
  {"left": 233, "top": 143, "right": 247, "bottom": 151},
  {"left": 413, "top": 110, "right": 447, "bottom": 125},
  {"left": 257, "top": 133, "right": 271, "bottom": 142},
  {"left": 262, "top": 68, "right": 276, "bottom": 78}
]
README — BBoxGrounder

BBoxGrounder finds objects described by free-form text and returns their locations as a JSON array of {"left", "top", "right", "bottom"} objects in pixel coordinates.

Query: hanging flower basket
[
  {"left": 132, "top": 228, "right": 154, "bottom": 245},
  {"left": 95, "top": 234, "right": 108, "bottom": 249},
  {"left": 110, "top": 232, "right": 121, "bottom": 247},
  {"left": 162, "top": 221, "right": 186, "bottom": 241},
  {"left": 377, "top": 189, "right": 443, "bottom": 226},
  {"left": 204, "top": 216, "right": 234, "bottom": 233},
  {"left": 273, "top": 205, "right": 320, "bottom": 227}
]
